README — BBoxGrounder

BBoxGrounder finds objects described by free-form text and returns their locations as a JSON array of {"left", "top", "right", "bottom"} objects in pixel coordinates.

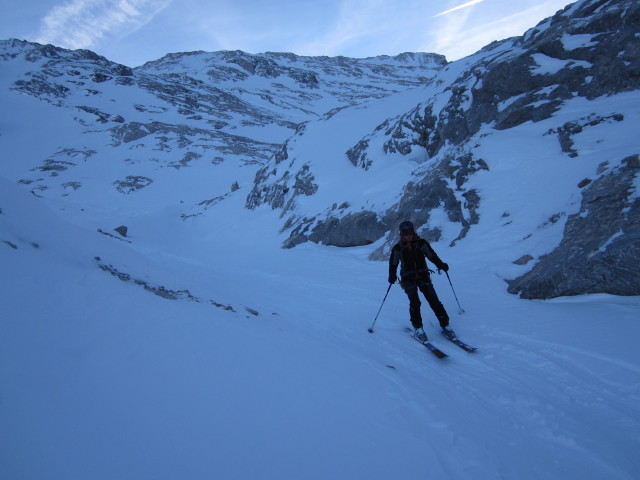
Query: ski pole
[
  {"left": 368, "top": 283, "right": 393, "bottom": 333},
  {"left": 445, "top": 271, "right": 465, "bottom": 314}
]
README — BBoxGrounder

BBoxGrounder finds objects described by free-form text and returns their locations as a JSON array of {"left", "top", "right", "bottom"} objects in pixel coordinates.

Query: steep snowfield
[{"left": 1, "top": 173, "right": 639, "bottom": 480}]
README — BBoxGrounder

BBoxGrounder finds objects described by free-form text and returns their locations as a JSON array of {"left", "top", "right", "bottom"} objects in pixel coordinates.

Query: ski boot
[
  {"left": 414, "top": 327, "right": 429, "bottom": 343},
  {"left": 442, "top": 326, "right": 457, "bottom": 341}
]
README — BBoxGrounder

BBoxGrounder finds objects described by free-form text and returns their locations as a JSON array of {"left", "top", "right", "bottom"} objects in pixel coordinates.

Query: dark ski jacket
[{"left": 389, "top": 236, "right": 446, "bottom": 282}]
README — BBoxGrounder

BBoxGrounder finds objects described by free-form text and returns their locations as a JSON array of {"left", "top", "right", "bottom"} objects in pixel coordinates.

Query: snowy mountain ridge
[{"left": 0, "top": 37, "right": 444, "bottom": 228}]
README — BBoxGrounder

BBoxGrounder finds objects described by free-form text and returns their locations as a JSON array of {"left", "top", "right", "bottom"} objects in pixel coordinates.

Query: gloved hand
[
  {"left": 388, "top": 273, "right": 397, "bottom": 284},
  {"left": 438, "top": 262, "right": 449, "bottom": 273}
]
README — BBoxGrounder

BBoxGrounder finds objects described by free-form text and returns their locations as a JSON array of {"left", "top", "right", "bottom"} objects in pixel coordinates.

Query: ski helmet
[{"left": 399, "top": 220, "right": 415, "bottom": 234}]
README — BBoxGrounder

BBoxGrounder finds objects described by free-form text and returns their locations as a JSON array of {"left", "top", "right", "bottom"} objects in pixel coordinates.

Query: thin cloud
[
  {"left": 294, "top": 0, "right": 395, "bottom": 56},
  {"left": 34, "top": 0, "right": 172, "bottom": 50},
  {"left": 428, "top": 0, "right": 570, "bottom": 60},
  {"left": 434, "top": 0, "right": 487, "bottom": 18}
]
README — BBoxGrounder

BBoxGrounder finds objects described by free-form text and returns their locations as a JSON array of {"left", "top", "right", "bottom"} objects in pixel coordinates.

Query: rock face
[
  {"left": 369, "top": 153, "right": 486, "bottom": 258},
  {"left": 283, "top": 211, "right": 388, "bottom": 249},
  {"left": 113, "top": 176, "right": 153, "bottom": 194},
  {"left": 508, "top": 155, "right": 640, "bottom": 298}
]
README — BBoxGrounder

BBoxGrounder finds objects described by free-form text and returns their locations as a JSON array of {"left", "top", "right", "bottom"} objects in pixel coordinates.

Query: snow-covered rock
[{"left": 247, "top": 0, "right": 640, "bottom": 298}]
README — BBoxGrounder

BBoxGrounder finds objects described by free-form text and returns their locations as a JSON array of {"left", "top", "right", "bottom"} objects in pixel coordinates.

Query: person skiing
[{"left": 388, "top": 220, "right": 455, "bottom": 343}]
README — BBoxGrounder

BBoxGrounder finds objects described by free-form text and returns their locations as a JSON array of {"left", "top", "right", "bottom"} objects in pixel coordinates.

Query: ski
[
  {"left": 410, "top": 334, "right": 449, "bottom": 359},
  {"left": 441, "top": 332, "right": 477, "bottom": 352}
]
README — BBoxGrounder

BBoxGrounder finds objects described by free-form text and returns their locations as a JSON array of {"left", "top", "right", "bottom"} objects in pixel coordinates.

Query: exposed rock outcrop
[{"left": 508, "top": 154, "right": 640, "bottom": 298}]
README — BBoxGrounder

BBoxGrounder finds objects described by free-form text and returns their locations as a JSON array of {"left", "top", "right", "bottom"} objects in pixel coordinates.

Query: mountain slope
[
  {"left": 0, "top": 39, "right": 444, "bottom": 227},
  {"left": 2, "top": 0, "right": 637, "bottom": 299},
  {"left": 1, "top": 0, "right": 640, "bottom": 478},
  {"left": 1, "top": 172, "right": 639, "bottom": 480},
  {"left": 248, "top": 0, "right": 640, "bottom": 299}
]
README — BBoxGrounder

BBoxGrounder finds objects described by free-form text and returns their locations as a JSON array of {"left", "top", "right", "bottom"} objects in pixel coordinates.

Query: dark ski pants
[{"left": 401, "top": 278, "right": 449, "bottom": 330}]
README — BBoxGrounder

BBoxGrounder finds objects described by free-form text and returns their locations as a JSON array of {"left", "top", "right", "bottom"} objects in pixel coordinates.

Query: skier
[{"left": 388, "top": 220, "right": 455, "bottom": 343}]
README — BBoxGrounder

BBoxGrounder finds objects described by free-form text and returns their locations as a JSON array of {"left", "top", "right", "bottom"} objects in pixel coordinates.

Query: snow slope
[{"left": 1, "top": 170, "right": 639, "bottom": 479}]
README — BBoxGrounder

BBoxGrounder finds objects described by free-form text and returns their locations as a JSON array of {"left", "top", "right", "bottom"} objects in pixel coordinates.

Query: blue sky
[{"left": 1, "top": 0, "right": 573, "bottom": 67}]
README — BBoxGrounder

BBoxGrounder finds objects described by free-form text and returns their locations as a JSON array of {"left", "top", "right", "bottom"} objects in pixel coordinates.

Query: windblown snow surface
[{"left": 1, "top": 165, "right": 639, "bottom": 480}]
